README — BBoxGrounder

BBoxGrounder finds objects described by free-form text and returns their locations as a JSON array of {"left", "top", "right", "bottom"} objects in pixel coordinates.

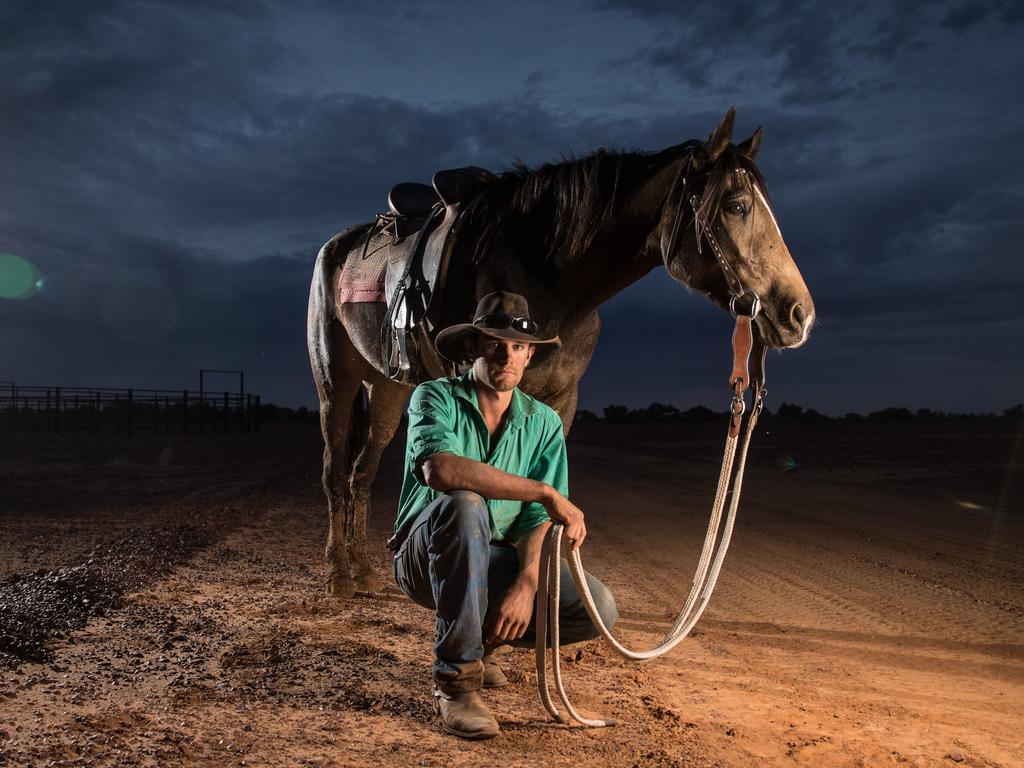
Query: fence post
[
  {"left": 182, "top": 390, "right": 188, "bottom": 432},
  {"left": 127, "top": 389, "right": 133, "bottom": 435},
  {"left": 255, "top": 395, "right": 261, "bottom": 433},
  {"left": 223, "top": 391, "right": 229, "bottom": 434}
]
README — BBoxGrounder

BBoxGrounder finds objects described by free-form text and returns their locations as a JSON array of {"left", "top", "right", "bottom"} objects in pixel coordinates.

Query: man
[{"left": 389, "top": 291, "right": 619, "bottom": 740}]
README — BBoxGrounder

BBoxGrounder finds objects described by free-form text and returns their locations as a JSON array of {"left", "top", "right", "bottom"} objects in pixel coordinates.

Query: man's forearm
[
  {"left": 422, "top": 453, "right": 552, "bottom": 505},
  {"left": 513, "top": 520, "right": 551, "bottom": 591}
]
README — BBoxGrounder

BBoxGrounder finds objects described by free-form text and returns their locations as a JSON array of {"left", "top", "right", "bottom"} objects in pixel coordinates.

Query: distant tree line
[
  {"left": 574, "top": 402, "right": 1024, "bottom": 423},
  {"left": 272, "top": 401, "right": 1024, "bottom": 425}
]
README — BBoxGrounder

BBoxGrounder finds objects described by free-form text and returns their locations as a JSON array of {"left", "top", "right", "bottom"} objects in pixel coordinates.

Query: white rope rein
[{"left": 534, "top": 399, "right": 761, "bottom": 727}]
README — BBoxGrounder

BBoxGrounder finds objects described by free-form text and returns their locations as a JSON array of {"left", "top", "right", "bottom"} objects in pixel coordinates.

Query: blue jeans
[{"left": 392, "top": 490, "right": 619, "bottom": 693}]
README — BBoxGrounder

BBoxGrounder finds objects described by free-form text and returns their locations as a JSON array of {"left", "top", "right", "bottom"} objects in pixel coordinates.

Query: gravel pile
[{"left": 0, "top": 525, "right": 213, "bottom": 668}]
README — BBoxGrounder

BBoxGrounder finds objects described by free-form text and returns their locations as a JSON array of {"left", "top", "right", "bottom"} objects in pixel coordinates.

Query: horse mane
[{"left": 459, "top": 141, "right": 768, "bottom": 266}]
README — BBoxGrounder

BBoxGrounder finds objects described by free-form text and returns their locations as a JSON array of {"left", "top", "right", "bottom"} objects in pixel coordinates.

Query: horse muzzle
[{"left": 758, "top": 299, "right": 815, "bottom": 349}]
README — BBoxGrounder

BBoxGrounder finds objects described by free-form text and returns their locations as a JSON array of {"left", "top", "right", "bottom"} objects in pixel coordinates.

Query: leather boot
[
  {"left": 482, "top": 653, "right": 508, "bottom": 688},
  {"left": 432, "top": 686, "right": 500, "bottom": 739}
]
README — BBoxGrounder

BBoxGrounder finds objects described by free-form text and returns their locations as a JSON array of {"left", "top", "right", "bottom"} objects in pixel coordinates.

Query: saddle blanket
[{"left": 337, "top": 228, "right": 390, "bottom": 304}]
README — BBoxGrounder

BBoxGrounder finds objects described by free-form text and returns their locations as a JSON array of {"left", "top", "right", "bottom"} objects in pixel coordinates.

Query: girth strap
[{"left": 382, "top": 205, "right": 444, "bottom": 378}]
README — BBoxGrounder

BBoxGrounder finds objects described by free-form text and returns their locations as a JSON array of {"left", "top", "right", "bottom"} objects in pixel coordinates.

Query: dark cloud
[
  {"left": 1, "top": 0, "right": 1022, "bottom": 414},
  {"left": 0, "top": 1, "right": 650, "bottom": 406},
  {"left": 594, "top": 0, "right": 1020, "bottom": 106},
  {"left": 848, "top": 12, "right": 932, "bottom": 61},
  {"left": 594, "top": 1, "right": 857, "bottom": 104},
  {"left": 941, "top": 0, "right": 1024, "bottom": 30}
]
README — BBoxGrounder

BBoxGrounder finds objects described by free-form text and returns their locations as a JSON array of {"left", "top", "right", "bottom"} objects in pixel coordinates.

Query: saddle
[{"left": 381, "top": 165, "right": 495, "bottom": 380}]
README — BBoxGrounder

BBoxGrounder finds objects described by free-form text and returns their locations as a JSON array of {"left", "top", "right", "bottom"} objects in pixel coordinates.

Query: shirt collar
[{"left": 453, "top": 369, "right": 536, "bottom": 430}]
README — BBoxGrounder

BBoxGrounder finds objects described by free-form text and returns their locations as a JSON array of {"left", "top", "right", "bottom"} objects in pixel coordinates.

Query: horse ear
[
  {"left": 736, "top": 126, "right": 763, "bottom": 159},
  {"left": 705, "top": 107, "right": 736, "bottom": 163}
]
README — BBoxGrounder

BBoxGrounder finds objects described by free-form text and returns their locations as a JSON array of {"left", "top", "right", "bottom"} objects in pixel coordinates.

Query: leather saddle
[{"left": 381, "top": 165, "right": 495, "bottom": 380}]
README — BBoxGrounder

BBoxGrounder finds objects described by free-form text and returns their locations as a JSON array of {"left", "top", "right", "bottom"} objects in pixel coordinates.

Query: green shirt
[{"left": 395, "top": 369, "right": 568, "bottom": 544}]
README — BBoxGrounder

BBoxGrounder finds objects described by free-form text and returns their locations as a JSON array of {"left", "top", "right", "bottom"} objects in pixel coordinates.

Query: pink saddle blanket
[
  {"left": 337, "top": 271, "right": 384, "bottom": 303},
  {"left": 336, "top": 229, "right": 390, "bottom": 304}
]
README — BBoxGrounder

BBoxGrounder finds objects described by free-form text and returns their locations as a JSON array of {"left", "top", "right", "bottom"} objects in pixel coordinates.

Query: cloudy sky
[{"left": 2, "top": 0, "right": 1022, "bottom": 415}]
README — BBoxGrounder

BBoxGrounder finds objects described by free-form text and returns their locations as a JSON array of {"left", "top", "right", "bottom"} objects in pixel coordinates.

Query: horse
[{"left": 307, "top": 108, "right": 815, "bottom": 598}]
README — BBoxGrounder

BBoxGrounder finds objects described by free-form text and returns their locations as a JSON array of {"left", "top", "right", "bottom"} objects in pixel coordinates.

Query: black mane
[{"left": 459, "top": 141, "right": 768, "bottom": 265}]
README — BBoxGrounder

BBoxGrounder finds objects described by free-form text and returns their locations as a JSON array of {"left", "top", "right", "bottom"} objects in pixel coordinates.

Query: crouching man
[{"left": 388, "top": 291, "right": 619, "bottom": 739}]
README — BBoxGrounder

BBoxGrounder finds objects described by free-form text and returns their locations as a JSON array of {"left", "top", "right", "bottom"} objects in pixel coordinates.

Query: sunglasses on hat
[{"left": 473, "top": 313, "right": 539, "bottom": 335}]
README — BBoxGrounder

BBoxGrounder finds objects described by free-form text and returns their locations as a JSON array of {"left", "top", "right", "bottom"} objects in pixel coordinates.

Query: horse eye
[{"left": 725, "top": 201, "right": 747, "bottom": 216}]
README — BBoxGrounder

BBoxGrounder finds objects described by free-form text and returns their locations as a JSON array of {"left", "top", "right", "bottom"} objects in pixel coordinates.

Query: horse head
[{"left": 658, "top": 109, "right": 815, "bottom": 349}]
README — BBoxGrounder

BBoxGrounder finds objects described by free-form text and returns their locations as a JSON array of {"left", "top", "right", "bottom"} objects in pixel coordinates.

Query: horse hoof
[
  {"left": 326, "top": 573, "right": 356, "bottom": 599},
  {"left": 353, "top": 569, "right": 382, "bottom": 593}
]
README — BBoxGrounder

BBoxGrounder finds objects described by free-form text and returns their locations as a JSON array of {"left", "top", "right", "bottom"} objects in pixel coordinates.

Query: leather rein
[{"left": 534, "top": 153, "right": 771, "bottom": 727}]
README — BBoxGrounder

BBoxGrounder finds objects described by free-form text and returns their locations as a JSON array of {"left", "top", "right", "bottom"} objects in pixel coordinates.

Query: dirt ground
[{"left": 1, "top": 415, "right": 1021, "bottom": 767}]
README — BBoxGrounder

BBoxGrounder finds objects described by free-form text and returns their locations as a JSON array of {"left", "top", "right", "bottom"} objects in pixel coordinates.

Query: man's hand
[
  {"left": 541, "top": 488, "right": 587, "bottom": 550},
  {"left": 486, "top": 580, "right": 535, "bottom": 643}
]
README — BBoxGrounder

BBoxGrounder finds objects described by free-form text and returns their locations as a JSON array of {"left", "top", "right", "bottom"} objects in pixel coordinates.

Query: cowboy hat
[{"left": 435, "top": 291, "right": 561, "bottom": 365}]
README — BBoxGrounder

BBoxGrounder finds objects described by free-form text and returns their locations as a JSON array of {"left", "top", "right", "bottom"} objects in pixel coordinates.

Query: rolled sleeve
[
  {"left": 407, "top": 383, "right": 462, "bottom": 485},
  {"left": 507, "top": 415, "right": 568, "bottom": 543}
]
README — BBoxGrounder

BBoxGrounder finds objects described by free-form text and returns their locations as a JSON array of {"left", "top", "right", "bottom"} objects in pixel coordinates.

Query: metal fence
[{"left": 0, "top": 384, "right": 261, "bottom": 434}]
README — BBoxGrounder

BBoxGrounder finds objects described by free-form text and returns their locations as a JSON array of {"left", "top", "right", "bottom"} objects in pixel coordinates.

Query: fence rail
[{"left": 0, "top": 384, "right": 261, "bottom": 434}]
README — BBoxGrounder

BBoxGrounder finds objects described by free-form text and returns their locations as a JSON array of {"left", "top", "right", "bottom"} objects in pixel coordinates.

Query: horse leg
[
  {"left": 319, "top": 378, "right": 364, "bottom": 598},
  {"left": 525, "top": 310, "right": 597, "bottom": 437},
  {"left": 546, "top": 382, "right": 580, "bottom": 437},
  {"left": 308, "top": 246, "right": 372, "bottom": 598},
  {"left": 347, "top": 376, "right": 410, "bottom": 593}
]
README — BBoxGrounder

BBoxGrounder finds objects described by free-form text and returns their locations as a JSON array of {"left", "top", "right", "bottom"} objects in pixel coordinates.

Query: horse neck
[{"left": 551, "top": 158, "right": 678, "bottom": 318}]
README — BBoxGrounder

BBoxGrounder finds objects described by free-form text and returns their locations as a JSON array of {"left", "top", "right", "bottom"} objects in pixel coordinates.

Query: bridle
[
  {"left": 664, "top": 151, "right": 762, "bottom": 314},
  {"left": 534, "top": 148, "right": 773, "bottom": 727},
  {"left": 662, "top": 151, "right": 770, "bottom": 423}
]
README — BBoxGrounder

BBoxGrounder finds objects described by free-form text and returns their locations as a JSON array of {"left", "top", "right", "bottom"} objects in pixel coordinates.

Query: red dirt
[{"left": 1, "top": 418, "right": 1021, "bottom": 767}]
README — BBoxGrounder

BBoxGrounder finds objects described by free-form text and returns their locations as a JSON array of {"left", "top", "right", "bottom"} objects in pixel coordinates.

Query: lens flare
[
  {"left": 0, "top": 253, "right": 39, "bottom": 300},
  {"left": 777, "top": 454, "right": 798, "bottom": 472},
  {"left": 35, "top": 273, "right": 81, "bottom": 305},
  {"left": 955, "top": 500, "right": 987, "bottom": 511}
]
